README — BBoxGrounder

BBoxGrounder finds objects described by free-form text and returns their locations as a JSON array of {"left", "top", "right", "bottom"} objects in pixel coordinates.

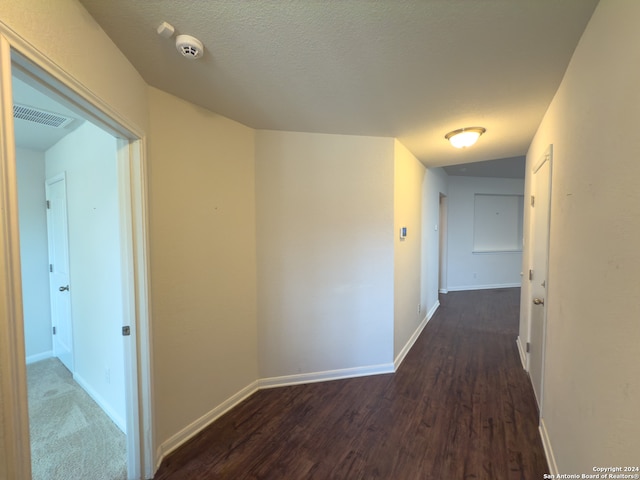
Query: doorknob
[
  {"left": 59, "top": 285, "right": 69, "bottom": 292},
  {"left": 533, "top": 297, "right": 544, "bottom": 305}
]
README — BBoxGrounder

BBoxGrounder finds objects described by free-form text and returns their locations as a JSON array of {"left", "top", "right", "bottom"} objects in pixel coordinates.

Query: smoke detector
[{"left": 175, "top": 34, "right": 204, "bottom": 60}]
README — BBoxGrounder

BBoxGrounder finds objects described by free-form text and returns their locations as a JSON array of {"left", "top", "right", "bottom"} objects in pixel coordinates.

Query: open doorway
[
  {"left": 15, "top": 70, "right": 128, "bottom": 478},
  {"left": 438, "top": 193, "right": 448, "bottom": 294},
  {"left": 0, "top": 41, "right": 153, "bottom": 479}
]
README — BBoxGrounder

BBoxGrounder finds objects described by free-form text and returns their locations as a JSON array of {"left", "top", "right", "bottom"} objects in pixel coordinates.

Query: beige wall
[
  {"left": 393, "top": 140, "right": 425, "bottom": 358},
  {"left": 522, "top": 0, "right": 640, "bottom": 471},
  {"left": 148, "top": 87, "right": 258, "bottom": 448},
  {"left": 256, "top": 130, "right": 395, "bottom": 378}
]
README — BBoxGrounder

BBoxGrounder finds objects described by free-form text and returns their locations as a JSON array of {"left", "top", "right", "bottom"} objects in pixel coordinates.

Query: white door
[
  {"left": 528, "top": 146, "right": 552, "bottom": 410},
  {"left": 46, "top": 173, "right": 73, "bottom": 372}
]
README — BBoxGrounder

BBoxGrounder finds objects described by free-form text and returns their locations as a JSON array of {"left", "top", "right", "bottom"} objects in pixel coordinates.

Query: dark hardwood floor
[{"left": 154, "top": 288, "right": 548, "bottom": 479}]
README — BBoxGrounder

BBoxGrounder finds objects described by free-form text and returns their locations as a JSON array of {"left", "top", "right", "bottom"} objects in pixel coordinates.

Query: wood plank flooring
[{"left": 154, "top": 288, "right": 548, "bottom": 479}]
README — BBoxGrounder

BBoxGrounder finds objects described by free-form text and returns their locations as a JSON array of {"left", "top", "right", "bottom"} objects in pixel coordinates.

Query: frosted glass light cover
[
  {"left": 445, "top": 127, "right": 486, "bottom": 148},
  {"left": 450, "top": 131, "right": 480, "bottom": 148}
]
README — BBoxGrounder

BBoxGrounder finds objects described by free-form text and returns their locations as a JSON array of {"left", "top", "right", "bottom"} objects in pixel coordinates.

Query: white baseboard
[
  {"left": 394, "top": 321, "right": 426, "bottom": 371},
  {"left": 73, "top": 372, "right": 127, "bottom": 434},
  {"left": 394, "top": 300, "right": 440, "bottom": 370},
  {"left": 447, "top": 282, "right": 521, "bottom": 292},
  {"left": 438, "top": 288, "right": 448, "bottom": 294},
  {"left": 158, "top": 380, "right": 259, "bottom": 461},
  {"left": 157, "top": 362, "right": 396, "bottom": 470},
  {"left": 426, "top": 300, "right": 440, "bottom": 322},
  {"left": 154, "top": 305, "right": 447, "bottom": 473},
  {"left": 539, "top": 418, "right": 558, "bottom": 475},
  {"left": 516, "top": 336, "right": 527, "bottom": 370},
  {"left": 259, "top": 363, "right": 395, "bottom": 390},
  {"left": 26, "top": 350, "right": 53, "bottom": 365}
]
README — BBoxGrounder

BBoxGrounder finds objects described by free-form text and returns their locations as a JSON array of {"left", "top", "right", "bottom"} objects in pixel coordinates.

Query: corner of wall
[{"left": 393, "top": 141, "right": 426, "bottom": 359}]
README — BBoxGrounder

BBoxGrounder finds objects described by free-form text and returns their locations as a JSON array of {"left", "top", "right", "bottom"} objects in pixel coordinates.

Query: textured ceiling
[{"left": 78, "top": 0, "right": 599, "bottom": 167}]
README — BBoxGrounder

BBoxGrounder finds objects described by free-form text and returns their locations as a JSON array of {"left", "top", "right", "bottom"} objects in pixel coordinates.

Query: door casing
[{"left": 0, "top": 32, "right": 154, "bottom": 479}]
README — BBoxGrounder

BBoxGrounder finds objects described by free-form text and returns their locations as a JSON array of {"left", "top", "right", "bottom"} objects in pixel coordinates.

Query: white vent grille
[{"left": 13, "top": 104, "right": 73, "bottom": 128}]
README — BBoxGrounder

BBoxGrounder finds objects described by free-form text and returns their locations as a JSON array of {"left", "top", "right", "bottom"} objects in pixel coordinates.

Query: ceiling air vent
[{"left": 13, "top": 104, "right": 73, "bottom": 128}]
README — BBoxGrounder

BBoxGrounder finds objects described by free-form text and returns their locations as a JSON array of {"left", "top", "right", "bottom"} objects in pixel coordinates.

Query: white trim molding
[
  {"left": 540, "top": 418, "right": 558, "bottom": 475},
  {"left": 157, "top": 361, "right": 398, "bottom": 470},
  {"left": 259, "top": 363, "right": 395, "bottom": 390},
  {"left": 25, "top": 351, "right": 53, "bottom": 365},
  {"left": 394, "top": 300, "right": 440, "bottom": 370},
  {"left": 516, "top": 336, "right": 527, "bottom": 370},
  {"left": 74, "top": 373, "right": 126, "bottom": 434},
  {"left": 154, "top": 299, "right": 444, "bottom": 474},
  {"left": 154, "top": 296, "right": 445, "bottom": 470},
  {"left": 447, "top": 283, "right": 521, "bottom": 292},
  {"left": 157, "top": 381, "right": 260, "bottom": 467},
  {"left": 426, "top": 300, "right": 440, "bottom": 322}
]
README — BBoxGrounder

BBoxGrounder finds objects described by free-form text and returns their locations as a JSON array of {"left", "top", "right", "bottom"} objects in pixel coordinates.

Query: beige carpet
[{"left": 27, "top": 358, "right": 127, "bottom": 480}]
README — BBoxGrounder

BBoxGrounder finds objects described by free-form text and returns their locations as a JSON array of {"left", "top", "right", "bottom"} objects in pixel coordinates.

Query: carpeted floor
[{"left": 27, "top": 358, "right": 127, "bottom": 480}]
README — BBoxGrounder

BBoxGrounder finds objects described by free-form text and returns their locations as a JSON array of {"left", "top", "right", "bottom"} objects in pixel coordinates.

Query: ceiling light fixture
[{"left": 445, "top": 127, "right": 486, "bottom": 149}]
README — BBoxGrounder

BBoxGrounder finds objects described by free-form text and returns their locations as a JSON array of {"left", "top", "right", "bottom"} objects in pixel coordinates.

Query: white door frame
[{"left": 0, "top": 33, "right": 154, "bottom": 479}]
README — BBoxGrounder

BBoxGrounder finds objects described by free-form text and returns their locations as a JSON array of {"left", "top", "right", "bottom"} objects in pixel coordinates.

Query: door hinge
[
  {"left": 46, "top": 200, "right": 51, "bottom": 209},
  {"left": 122, "top": 326, "right": 131, "bottom": 336},
  {"left": 49, "top": 264, "right": 53, "bottom": 273},
  {"left": 52, "top": 326, "right": 56, "bottom": 335},
  {"left": 529, "top": 269, "right": 533, "bottom": 281},
  {"left": 526, "top": 342, "right": 530, "bottom": 353},
  {"left": 530, "top": 195, "right": 535, "bottom": 207}
]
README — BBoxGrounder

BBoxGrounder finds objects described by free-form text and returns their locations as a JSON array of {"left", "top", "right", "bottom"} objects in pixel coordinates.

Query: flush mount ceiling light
[{"left": 445, "top": 127, "right": 486, "bottom": 149}]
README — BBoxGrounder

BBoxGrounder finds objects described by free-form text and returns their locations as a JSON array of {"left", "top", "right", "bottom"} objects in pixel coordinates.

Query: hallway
[{"left": 155, "top": 288, "right": 547, "bottom": 479}]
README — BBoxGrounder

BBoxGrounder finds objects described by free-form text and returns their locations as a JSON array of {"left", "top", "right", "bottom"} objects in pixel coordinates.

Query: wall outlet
[
  {"left": 473, "top": 272, "right": 477, "bottom": 279},
  {"left": 418, "top": 304, "right": 421, "bottom": 315}
]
